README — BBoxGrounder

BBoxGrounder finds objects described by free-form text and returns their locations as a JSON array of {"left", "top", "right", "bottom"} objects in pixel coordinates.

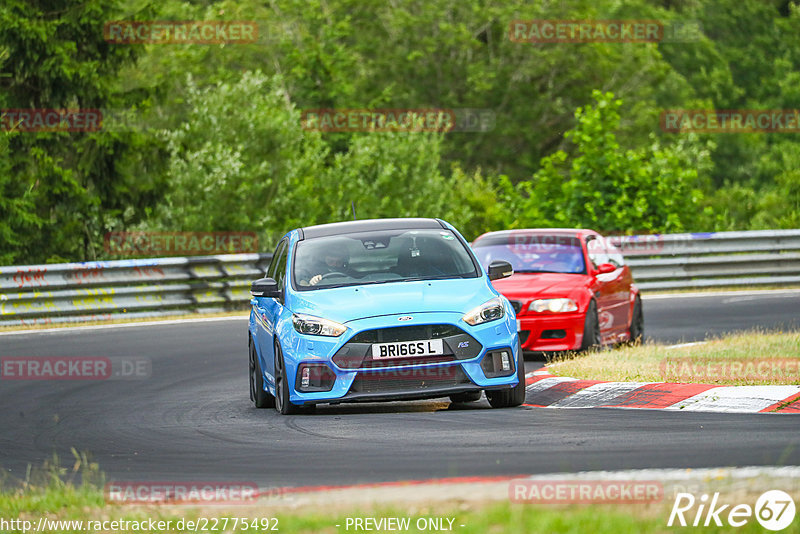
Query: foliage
[
  {"left": 500, "top": 91, "right": 713, "bottom": 233},
  {"left": 0, "top": 0, "right": 161, "bottom": 263},
  {"left": 3, "top": 0, "right": 800, "bottom": 264}
]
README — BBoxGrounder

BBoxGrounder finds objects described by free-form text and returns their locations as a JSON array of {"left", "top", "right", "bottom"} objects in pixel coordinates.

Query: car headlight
[
  {"left": 462, "top": 297, "right": 505, "bottom": 326},
  {"left": 529, "top": 298, "right": 578, "bottom": 313},
  {"left": 292, "top": 314, "right": 347, "bottom": 337}
]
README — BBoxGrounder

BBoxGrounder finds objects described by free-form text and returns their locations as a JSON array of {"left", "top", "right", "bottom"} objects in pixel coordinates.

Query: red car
[{"left": 472, "top": 229, "right": 643, "bottom": 352}]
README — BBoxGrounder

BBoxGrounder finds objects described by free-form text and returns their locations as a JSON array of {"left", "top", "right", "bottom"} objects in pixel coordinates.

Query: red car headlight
[{"left": 529, "top": 298, "right": 578, "bottom": 313}]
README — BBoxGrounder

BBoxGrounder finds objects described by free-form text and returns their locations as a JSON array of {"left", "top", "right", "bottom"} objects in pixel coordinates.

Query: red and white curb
[{"left": 524, "top": 370, "right": 800, "bottom": 414}]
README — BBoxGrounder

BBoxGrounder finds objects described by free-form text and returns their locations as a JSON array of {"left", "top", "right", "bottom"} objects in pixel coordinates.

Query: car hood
[
  {"left": 288, "top": 278, "right": 495, "bottom": 324},
  {"left": 491, "top": 272, "right": 588, "bottom": 300}
]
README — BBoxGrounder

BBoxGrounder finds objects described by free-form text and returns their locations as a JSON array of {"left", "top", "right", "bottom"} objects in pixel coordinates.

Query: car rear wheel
[
  {"left": 579, "top": 299, "right": 601, "bottom": 352},
  {"left": 486, "top": 350, "right": 526, "bottom": 408},
  {"left": 449, "top": 391, "right": 482, "bottom": 403},
  {"left": 249, "top": 338, "right": 274, "bottom": 408},
  {"left": 274, "top": 341, "right": 300, "bottom": 415},
  {"left": 628, "top": 296, "right": 644, "bottom": 344}
]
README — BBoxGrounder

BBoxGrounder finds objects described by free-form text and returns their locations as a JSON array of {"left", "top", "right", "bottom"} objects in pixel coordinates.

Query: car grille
[
  {"left": 349, "top": 365, "right": 470, "bottom": 394},
  {"left": 349, "top": 324, "right": 464, "bottom": 343},
  {"left": 332, "top": 324, "right": 482, "bottom": 369},
  {"left": 359, "top": 355, "right": 455, "bottom": 368}
]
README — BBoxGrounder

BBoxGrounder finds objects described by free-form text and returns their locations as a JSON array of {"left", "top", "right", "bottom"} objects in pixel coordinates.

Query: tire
[
  {"left": 579, "top": 299, "right": 601, "bottom": 352},
  {"left": 449, "top": 391, "right": 482, "bottom": 403},
  {"left": 628, "top": 296, "right": 644, "bottom": 345},
  {"left": 249, "top": 339, "right": 274, "bottom": 408},
  {"left": 274, "top": 341, "right": 300, "bottom": 415},
  {"left": 486, "top": 349, "right": 526, "bottom": 408}
]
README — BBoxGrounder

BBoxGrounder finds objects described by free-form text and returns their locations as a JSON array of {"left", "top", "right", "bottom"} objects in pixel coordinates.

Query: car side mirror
[
  {"left": 596, "top": 263, "right": 616, "bottom": 274},
  {"left": 251, "top": 277, "right": 281, "bottom": 298},
  {"left": 487, "top": 260, "right": 514, "bottom": 281}
]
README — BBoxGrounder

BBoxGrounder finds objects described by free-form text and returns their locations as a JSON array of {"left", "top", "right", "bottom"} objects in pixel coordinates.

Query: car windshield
[
  {"left": 473, "top": 233, "right": 586, "bottom": 274},
  {"left": 293, "top": 229, "right": 479, "bottom": 290}
]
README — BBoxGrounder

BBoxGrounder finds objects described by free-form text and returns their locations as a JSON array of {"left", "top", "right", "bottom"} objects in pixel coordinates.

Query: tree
[
  {"left": 506, "top": 90, "right": 712, "bottom": 233},
  {"left": 0, "top": 0, "right": 161, "bottom": 263}
]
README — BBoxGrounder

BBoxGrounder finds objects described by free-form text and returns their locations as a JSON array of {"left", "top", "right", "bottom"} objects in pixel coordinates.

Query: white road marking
[
  {"left": 525, "top": 376, "right": 577, "bottom": 392},
  {"left": 551, "top": 382, "right": 654, "bottom": 408},
  {"left": 665, "top": 341, "right": 708, "bottom": 349},
  {"left": 514, "top": 465, "right": 800, "bottom": 483},
  {"left": 666, "top": 385, "right": 800, "bottom": 413}
]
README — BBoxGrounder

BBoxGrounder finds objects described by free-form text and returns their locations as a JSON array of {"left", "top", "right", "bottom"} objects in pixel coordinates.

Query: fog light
[
  {"left": 480, "top": 349, "right": 516, "bottom": 378},
  {"left": 296, "top": 363, "right": 336, "bottom": 392}
]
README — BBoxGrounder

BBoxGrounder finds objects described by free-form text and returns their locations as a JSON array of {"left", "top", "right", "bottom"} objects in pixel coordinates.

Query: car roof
[
  {"left": 299, "top": 218, "right": 447, "bottom": 240},
  {"left": 474, "top": 228, "right": 596, "bottom": 241}
]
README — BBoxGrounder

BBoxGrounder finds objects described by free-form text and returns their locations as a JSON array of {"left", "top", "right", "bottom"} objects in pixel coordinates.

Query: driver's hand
[{"left": 309, "top": 274, "right": 323, "bottom": 286}]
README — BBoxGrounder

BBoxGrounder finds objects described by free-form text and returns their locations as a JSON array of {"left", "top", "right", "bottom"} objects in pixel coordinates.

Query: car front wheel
[
  {"left": 274, "top": 341, "right": 300, "bottom": 415},
  {"left": 250, "top": 338, "right": 275, "bottom": 409},
  {"left": 628, "top": 296, "right": 644, "bottom": 344},
  {"left": 486, "top": 350, "right": 526, "bottom": 408},
  {"left": 579, "top": 299, "right": 601, "bottom": 351}
]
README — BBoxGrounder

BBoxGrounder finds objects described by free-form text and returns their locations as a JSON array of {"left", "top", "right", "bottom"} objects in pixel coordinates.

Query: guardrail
[
  {"left": 1, "top": 229, "right": 798, "bottom": 327},
  {"left": 611, "top": 229, "right": 800, "bottom": 290},
  {"left": 0, "top": 254, "right": 272, "bottom": 327}
]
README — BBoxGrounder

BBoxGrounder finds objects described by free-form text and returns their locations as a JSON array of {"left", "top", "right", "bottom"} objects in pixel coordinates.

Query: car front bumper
[
  {"left": 282, "top": 312, "right": 521, "bottom": 406},
  {"left": 517, "top": 312, "right": 585, "bottom": 352}
]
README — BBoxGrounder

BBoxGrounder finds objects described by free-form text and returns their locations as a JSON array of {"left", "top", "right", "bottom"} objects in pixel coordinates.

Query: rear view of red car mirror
[{"left": 595, "top": 263, "right": 617, "bottom": 274}]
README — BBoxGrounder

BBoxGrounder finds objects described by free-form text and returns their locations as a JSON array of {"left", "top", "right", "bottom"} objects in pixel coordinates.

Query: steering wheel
[{"left": 319, "top": 271, "right": 348, "bottom": 280}]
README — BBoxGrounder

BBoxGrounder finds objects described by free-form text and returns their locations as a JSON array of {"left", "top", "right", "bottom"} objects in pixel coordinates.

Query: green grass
[
  {"left": 3, "top": 455, "right": 799, "bottom": 533},
  {"left": 6, "top": 489, "right": 799, "bottom": 533},
  {"left": 548, "top": 330, "right": 800, "bottom": 386}
]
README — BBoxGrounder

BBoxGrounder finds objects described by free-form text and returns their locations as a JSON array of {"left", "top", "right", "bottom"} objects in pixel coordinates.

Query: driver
[{"left": 304, "top": 249, "right": 356, "bottom": 286}]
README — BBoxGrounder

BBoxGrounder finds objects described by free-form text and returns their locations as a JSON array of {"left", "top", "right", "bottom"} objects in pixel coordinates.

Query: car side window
[
  {"left": 273, "top": 240, "right": 289, "bottom": 292},
  {"left": 267, "top": 240, "right": 287, "bottom": 280},
  {"left": 586, "top": 236, "right": 609, "bottom": 268}
]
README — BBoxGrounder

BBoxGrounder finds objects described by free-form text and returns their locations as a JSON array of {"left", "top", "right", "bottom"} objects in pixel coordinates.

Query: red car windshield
[{"left": 473, "top": 233, "right": 586, "bottom": 274}]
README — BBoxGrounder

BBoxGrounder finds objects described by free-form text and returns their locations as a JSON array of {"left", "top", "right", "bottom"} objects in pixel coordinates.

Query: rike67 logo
[{"left": 668, "top": 491, "right": 796, "bottom": 531}]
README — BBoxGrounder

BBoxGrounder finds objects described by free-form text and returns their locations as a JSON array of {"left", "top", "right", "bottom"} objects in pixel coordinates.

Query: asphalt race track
[
  {"left": 1, "top": 290, "right": 798, "bottom": 487},
  {"left": 644, "top": 290, "right": 800, "bottom": 343}
]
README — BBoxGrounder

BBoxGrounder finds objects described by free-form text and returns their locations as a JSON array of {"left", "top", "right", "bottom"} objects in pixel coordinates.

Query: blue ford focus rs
[{"left": 248, "top": 218, "right": 525, "bottom": 414}]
